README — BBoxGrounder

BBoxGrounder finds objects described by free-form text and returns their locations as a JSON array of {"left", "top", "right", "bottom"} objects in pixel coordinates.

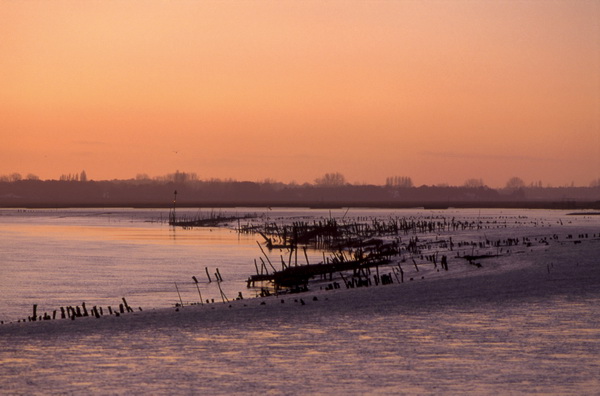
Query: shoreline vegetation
[{"left": 1, "top": 177, "right": 599, "bottom": 209}]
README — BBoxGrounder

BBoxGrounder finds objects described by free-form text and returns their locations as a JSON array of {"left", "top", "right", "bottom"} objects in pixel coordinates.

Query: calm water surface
[
  {"left": 2, "top": 291, "right": 599, "bottom": 395},
  {"left": 1, "top": 208, "right": 599, "bottom": 395}
]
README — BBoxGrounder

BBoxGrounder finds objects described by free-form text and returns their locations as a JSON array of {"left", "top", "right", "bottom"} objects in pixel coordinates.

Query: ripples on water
[
  {"left": 2, "top": 294, "right": 599, "bottom": 395},
  {"left": 1, "top": 208, "right": 599, "bottom": 394}
]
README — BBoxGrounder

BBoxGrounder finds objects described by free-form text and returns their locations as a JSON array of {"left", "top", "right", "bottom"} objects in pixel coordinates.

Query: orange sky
[{"left": 1, "top": 1, "right": 598, "bottom": 187}]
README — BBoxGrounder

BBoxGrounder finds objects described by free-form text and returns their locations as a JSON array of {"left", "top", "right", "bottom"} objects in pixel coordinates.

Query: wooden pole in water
[
  {"left": 175, "top": 282, "right": 184, "bottom": 307},
  {"left": 412, "top": 259, "right": 419, "bottom": 272},
  {"left": 122, "top": 297, "right": 133, "bottom": 312},
  {"left": 280, "top": 255, "right": 287, "bottom": 270},
  {"left": 217, "top": 280, "right": 229, "bottom": 303},
  {"left": 398, "top": 263, "right": 404, "bottom": 283},
  {"left": 392, "top": 268, "right": 401, "bottom": 283},
  {"left": 205, "top": 267, "right": 212, "bottom": 283},
  {"left": 257, "top": 241, "right": 276, "bottom": 272},
  {"left": 171, "top": 190, "right": 177, "bottom": 224},
  {"left": 192, "top": 276, "right": 204, "bottom": 305},
  {"left": 259, "top": 257, "right": 268, "bottom": 274},
  {"left": 339, "top": 272, "right": 349, "bottom": 288}
]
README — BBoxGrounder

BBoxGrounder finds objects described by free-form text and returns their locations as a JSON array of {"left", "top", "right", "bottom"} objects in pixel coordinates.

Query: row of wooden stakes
[{"left": 23, "top": 298, "right": 140, "bottom": 323}]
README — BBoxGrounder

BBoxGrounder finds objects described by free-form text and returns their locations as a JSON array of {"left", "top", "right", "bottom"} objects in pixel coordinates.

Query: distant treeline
[{"left": 1, "top": 178, "right": 599, "bottom": 209}]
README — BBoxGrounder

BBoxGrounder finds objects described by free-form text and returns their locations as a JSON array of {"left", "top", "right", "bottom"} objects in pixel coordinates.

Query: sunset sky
[{"left": 1, "top": 1, "right": 598, "bottom": 187}]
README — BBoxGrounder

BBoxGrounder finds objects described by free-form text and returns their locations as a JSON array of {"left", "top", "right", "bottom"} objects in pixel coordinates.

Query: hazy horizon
[
  {"left": 2, "top": 1, "right": 599, "bottom": 188},
  {"left": 2, "top": 169, "right": 600, "bottom": 190}
]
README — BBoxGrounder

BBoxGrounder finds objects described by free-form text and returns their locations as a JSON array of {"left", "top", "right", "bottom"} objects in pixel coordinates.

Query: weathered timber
[
  {"left": 247, "top": 257, "right": 391, "bottom": 289},
  {"left": 170, "top": 213, "right": 257, "bottom": 228}
]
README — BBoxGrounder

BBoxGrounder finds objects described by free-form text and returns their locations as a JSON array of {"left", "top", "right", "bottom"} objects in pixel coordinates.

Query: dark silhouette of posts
[
  {"left": 192, "top": 276, "right": 204, "bottom": 305},
  {"left": 175, "top": 282, "right": 184, "bottom": 307},
  {"left": 170, "top": 190, "right": 177, "bottom": 224}
]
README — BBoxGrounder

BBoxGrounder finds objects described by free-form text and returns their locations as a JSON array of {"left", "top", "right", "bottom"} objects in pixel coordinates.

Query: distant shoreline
[{"left": 1, "top": 200, "right": 599, "bottom": 210}]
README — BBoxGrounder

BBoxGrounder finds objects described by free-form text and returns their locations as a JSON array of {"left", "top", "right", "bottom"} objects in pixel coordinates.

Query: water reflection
[
  {"left": 1, "top": 292, "right": 599, "bottom": 394},
  {"left": 1, "top": 208, "right": 599, "bottom": 394}
]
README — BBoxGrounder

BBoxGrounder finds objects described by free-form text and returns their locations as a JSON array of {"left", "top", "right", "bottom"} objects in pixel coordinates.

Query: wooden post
[
  {"left": 392, "top": 268, "right": 401, "bottom": 283},
  {"left": 280, "top": 255, "right": 287, "bottom": 270},
  {"left": 217, "top": 280, "right": 229, "bottom": 303},
  {"left": 259, "top": 257, "right": 268, "bottom": 274},
  {"left": 257, "top": 241, "right": 276, "bottom": 272},
  {"left": 175, "top": 282, "right": 184, "bottom": 307},
  {"left": 171, "top": 190, "right": 177, "bottom": 224},
  {"left": 122, "top": 297, "right": 133, "bottom": 312},
  {"left": 192, "top": 276, "right": 204, "bottom": 305},
  {"left": 32, "top": 304, "right": 37, "bottom": 321},
  {"left": 205, "top": 267, "right": 212, "bottom": 283},
  {"left": 398, "top": 263, "right": 404, "bottom": 283}
]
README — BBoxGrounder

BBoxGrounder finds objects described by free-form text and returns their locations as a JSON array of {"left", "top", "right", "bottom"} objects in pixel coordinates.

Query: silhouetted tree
[
  {"left": 156, "top": 171, "right": 199, "bottom": 184},
  {"left": 60, "top": 173, "right": 79, "bottom": 181},
  {"left": 314, "top": 172, "right": 347, "bottom": 187},
  {"left": 530, "top": 180, "right": 544, "bottom": 188},
  {"left": 9, "top": 173, "right": 22, "bottom": 182},
  {"left": 505, "top": 177, "right": 525, "bottom": 190},
  {"left": 80, "top": 170, "right": 87, "bottom": 182},
  {"left": 463, "top": 178, "right": 485, "bottom": 188},
  {"left": 385, "top": 176, "right": 413, "bottom": 188},
  {"left": 590, "top": 178, "right": 600, "bottom": 188}
]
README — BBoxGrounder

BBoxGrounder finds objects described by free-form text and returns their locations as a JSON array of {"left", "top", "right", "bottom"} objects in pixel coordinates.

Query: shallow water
[
  {"left": 1, "top": 206, "right": 557, "bottom": 322},
  {"left": 0, "top": 208, "right": 287, "bottom": 321},
  {"left": 1, "top": 208, "right": 599, "bottom": 394},
  {"left": 2, "top": 291, "right": 599, "bottom": 395}
]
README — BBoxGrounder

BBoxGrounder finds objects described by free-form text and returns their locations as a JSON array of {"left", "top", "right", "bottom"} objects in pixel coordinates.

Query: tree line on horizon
[
  {"left": 2, "top": 170, "right": 600, "bottom": 189},
  {"left": 1, "top": 170, "right": 599, "bottom": 207}
]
